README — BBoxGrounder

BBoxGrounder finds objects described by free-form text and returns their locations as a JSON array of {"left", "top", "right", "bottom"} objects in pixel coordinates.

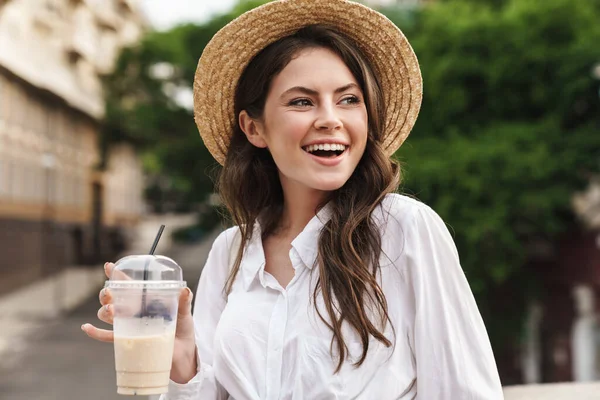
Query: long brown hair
[{"left": 217, "top": 25, "right": 401, "bottom": 372}]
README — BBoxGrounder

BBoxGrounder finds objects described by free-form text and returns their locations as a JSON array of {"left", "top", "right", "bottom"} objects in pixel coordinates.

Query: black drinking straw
[
  {"left": 142, "top": 225, "right": 165, "bottom": 316},
  {"left": 148, "top": 225, "right": 165, "bottom": 256}
]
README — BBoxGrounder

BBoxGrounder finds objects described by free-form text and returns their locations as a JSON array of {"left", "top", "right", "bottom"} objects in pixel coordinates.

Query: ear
[{"left": 239, "top": 110, "right": 268, "bottom": 149}]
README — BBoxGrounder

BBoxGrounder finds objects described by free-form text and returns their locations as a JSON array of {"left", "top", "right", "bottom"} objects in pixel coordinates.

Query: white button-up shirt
[{"left": 161, "top": 194, "right": 503, "bottom": 400}]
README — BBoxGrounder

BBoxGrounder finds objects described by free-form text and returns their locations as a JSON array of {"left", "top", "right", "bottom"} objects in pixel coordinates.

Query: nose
[{"left": 314, "top": 103, "right": 342, "bottom": 131}]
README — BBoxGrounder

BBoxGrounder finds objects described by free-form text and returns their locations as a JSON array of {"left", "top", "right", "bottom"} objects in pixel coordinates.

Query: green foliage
[
  {"left": 101, "top": 1, "right": 270, "bottom": 206},
  {"left": 386, "top": 0, "right": 600, "bottom": 346}
]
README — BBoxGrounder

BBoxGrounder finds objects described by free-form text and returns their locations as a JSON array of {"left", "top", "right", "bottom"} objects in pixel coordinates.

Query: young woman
[{"left": 83, "top": 0, "right": 503, "bottom": 398}]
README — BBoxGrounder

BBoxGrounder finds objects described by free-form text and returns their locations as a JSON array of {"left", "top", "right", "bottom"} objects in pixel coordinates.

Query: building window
[
  {"left": 2, "top": 79, "right": 13, "bottom": 126},
  {"left": 12, "top": 157, "right": 21, "bottom": 200},
  {"left": 24, "top": 162, "right": 33, "bottom": 201},
  {"left": 33, "top": 163, "right": 42, "bottom": 202},
  {"left": 29, "top": 96, "right": 41, "bottom": 136},
  {"left": 46, "top": 105, "right": 57, "bottom": 140},
  {"left": 12, "top": 84, "right": 27, "bottom": 130}
]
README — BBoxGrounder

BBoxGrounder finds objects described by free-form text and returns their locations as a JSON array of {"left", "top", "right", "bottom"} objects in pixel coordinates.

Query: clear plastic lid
[{"left": 105, "top": 254, "right": 187, "bottom": 289}]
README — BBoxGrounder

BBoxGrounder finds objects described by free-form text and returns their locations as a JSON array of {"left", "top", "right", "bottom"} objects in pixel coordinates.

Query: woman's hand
[{"left": 81, "top": 262, "right": 199, "bottom": 384}]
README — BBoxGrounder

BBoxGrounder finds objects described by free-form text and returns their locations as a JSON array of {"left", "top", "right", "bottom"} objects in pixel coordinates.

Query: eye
[
  {"left": 340, "top": 95, "right": 361, "bottom": 105},
  {"left": 288, "top": 98, "right": 313, "bottom": 107}
]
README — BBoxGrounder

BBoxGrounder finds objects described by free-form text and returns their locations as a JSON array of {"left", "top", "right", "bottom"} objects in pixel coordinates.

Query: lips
[{"left": 302, "top": 146, "right": 348, "bottom": 167}]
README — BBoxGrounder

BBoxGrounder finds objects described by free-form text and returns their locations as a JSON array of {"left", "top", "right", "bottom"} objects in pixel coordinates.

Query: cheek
[
  {"left": 349, "top": 114, "right": 369, "bottom": 148},
  {"left": 267, "top": 114, "right": 312, "bottom": 150}
]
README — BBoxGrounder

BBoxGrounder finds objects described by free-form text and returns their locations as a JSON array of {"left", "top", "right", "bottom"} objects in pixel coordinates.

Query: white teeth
[{"left": 304, "top": 143, "right": 347, "bottom": 153}]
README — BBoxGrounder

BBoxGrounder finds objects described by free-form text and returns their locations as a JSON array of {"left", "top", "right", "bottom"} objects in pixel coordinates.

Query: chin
[{"left": 309, "top": 178, "right": 348, "bottom": 192}]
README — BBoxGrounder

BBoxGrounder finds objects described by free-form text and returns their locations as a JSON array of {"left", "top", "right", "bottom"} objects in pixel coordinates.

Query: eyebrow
[{"left": 280, "top": 83, "right": 360, "bottom": 98}]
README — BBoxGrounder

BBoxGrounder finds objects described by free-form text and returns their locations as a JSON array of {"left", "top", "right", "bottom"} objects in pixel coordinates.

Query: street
[{"left": 0, "top": 220, "right": 222, "bottom": 400}]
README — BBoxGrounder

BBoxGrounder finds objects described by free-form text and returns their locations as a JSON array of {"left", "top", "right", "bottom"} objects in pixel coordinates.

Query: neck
[{"left": 277, "top": 179, "right": 328, "bottom": 239}]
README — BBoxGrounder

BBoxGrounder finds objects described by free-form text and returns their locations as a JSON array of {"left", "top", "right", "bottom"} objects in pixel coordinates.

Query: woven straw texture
[{"left": 193, "top": 0, "right": 422, "bottom": 165}]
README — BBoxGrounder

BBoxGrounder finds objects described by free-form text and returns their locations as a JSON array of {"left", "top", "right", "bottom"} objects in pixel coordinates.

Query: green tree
[
  {"left": 101, "top": 1, "right": 268, "bottom": 210},
  {"left": 385, "top": 0, "right": 600, "bottom": 355}
]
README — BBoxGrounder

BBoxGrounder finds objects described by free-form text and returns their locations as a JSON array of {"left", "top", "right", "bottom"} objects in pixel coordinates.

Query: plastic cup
[{"left": 106, "top": 255, "right": 186, "bottom": 396}]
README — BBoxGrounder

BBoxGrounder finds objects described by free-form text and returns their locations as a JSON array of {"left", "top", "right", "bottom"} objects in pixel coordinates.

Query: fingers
[
  {"left": 104, "top": 262, "right": 113, "bottom": 279},
  {"left": 99, "top": 287, "right": 113, "bottom": 306},
  {"left": 81, "top": 323, "right": 114, "bottom": 343},
  {"left": 104, "top": 262, "right": 130, "bottom": 280},
  {"left": 97, "top": 304, "right": 114, "bottom": 325}
]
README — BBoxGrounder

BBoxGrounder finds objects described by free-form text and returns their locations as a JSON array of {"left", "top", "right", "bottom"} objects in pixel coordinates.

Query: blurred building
[
  {"left": 508, "top": 183, "right": 600, "bottom": 385},
  {"left": 0, "top": 0, "right": 146, "bottom": 295}
]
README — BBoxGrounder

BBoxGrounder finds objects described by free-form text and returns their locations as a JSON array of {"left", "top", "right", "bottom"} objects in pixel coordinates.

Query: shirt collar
[
  {"left": 291, "top": 202, "right": 332, "bottom": 270},
  {"left": 239, "top": 202, "right": 333, "bottom": 291}
]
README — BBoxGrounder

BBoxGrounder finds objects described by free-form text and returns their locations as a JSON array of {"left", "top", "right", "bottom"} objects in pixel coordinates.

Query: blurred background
[{"left": 0, "top": 0, "right": 599, "bottom": 398}]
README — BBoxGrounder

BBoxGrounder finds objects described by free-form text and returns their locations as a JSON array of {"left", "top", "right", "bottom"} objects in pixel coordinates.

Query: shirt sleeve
[
  {"left": 404, "top": 205, "right": 503, "bottom": 399},
  {"left": 161, "top": 227, "right": 238, "bottom": 400}
]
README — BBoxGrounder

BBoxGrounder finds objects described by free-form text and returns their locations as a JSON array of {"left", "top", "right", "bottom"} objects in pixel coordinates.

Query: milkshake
[{"left": 114, "top": 330, "right": 176, "bottom": 395}]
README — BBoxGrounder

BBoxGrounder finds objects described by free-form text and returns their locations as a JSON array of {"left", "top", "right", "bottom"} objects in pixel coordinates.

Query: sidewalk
[
  {"left": 0, "top": 266, "right": 106, "bottom": 359},
  {"left": 0, "top": 218, "right": 222, "bottom": 400},
  {"left": 504, "top": 382, "right": 600, "bottom": 399}
]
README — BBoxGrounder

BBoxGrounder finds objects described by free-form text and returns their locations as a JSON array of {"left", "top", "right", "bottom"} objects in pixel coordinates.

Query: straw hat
[{"left": 193, "top": 0, "right": 422, "bottom": 166}]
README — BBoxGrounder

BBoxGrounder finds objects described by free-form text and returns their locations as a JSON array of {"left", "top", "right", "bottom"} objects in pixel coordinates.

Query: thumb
[
  {"left": 176, "top": 288, "right": 195, "bottom": 339},
  {"left": 178, "top": 287, "right": 194, "bottom": 318}
]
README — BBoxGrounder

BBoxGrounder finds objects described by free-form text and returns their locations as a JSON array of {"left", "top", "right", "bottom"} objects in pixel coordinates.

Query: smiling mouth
[{"left": 302, "top": 143, "right": 348, "bottom": 158}]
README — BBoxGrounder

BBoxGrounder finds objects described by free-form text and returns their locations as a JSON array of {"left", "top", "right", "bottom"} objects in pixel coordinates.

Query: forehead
[{"left": 270, "top": 47, "right": 359, "bottom": 91}]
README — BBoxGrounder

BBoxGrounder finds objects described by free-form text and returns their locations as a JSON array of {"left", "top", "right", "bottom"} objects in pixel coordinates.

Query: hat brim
[{"left": 193, "top": 0, "right": 423, "bottom": 166}]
